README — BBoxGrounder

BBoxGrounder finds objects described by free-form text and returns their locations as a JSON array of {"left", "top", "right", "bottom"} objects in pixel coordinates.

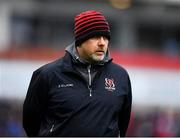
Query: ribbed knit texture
[{"left": 74, "top": 10, "right": 110, "bottom": 46}]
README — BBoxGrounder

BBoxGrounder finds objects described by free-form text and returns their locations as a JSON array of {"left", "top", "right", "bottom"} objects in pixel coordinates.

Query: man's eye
[{"left": 103, "top": 36, "right": 108, "bottom": 40}]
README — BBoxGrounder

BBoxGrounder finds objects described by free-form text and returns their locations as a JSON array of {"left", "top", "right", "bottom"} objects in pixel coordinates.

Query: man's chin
[{"left": 91, "top": 55, "right": 105, "bottom": 62}]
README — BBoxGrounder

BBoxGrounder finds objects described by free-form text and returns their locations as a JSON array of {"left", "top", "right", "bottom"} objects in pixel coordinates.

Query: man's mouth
[
  {"left": 96, "top": 50, "right": 104, "bottom": 53},
  {"left": 95, "top": 51, "right": 104, "bottom": 55}
]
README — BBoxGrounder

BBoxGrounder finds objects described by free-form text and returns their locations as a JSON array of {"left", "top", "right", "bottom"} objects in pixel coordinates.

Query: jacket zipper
[{"left": 87, "top": 65, "right": 92, "bottom": 97}]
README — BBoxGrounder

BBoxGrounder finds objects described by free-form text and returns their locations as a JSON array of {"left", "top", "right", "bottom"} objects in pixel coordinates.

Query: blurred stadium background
[{"left": 0, "top": 0, "right": 180, "bottom": 136}]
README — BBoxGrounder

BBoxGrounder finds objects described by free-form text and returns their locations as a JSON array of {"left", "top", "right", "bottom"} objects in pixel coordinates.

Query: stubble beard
[{"left": 91, "top": 53, "right": 105, "bottom": 62}]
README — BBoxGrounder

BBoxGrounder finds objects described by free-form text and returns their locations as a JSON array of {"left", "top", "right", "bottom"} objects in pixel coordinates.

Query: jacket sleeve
[
  {"left": 23, "top": 69, "right": 49, "bottom": 136},
  {"left": 118, "top": 75, "right": 132, "bottom": 137}
]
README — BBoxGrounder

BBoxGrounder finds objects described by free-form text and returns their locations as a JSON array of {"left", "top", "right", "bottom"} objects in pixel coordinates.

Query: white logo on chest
[{"left": 58, "top": 83, "right": 74, "bottom": 88}]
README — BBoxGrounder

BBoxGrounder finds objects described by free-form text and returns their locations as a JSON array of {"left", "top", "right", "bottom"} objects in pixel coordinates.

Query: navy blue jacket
[{"left": 23, "top": 52, "right": 132, "bottom": 137}]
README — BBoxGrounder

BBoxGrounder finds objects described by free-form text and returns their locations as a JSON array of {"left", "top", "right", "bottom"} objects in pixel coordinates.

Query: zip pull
[
  {"left": 87, "top": 65, "right": 92, "bottom": 97},
  {"left": 87, "top": 65, "right": 91, "bottom": 86},
  {"left": 87, "top": 85, "right": 92, "bottom": 97},
  {"left": 50, "top": 124, "right": 54, "bottom": 133},
  {"left": 89, "top": 88, "right": 92, "bottom": 97}
]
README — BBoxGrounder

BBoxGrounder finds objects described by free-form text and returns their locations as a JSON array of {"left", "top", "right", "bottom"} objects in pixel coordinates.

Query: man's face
[{"left": 77, "top": 36, "right": 109, "bottom": 63}]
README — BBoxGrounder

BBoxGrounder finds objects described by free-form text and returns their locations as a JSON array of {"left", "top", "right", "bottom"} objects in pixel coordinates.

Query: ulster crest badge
[{"left": 105, "top": 78, "right": 116, "bottom": 91}]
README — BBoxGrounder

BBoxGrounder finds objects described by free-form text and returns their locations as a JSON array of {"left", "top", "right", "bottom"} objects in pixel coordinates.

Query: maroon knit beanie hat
[{"left": 74, "top": 10, "right": 111, "bottom": 46}]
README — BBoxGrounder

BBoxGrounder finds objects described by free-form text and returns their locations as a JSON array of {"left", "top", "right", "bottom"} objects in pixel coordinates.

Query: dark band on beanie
[{"left": 74, "top": 10, "right": 111, "bottom": 46}]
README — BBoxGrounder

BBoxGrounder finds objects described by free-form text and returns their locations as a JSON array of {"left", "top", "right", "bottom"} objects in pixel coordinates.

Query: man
[{"left": 23, "top": 10, "right": 132, "bottom": 137}]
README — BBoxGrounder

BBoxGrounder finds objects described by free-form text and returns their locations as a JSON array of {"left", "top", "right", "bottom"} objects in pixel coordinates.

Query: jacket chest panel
[
  {"left": 47, "top": 71, "right": 127, "bottom": 114},
  {"left": 48, "top": 78, "right": 87, "bottom": 113}
]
